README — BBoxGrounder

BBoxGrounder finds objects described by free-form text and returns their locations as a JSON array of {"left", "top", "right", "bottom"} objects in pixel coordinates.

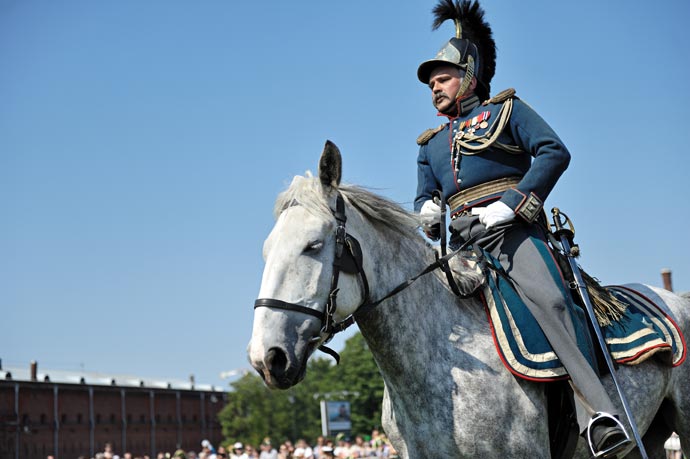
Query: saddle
[
  {"left": 478, "top": 248, "right": 686, "bottom": 381},
  {"left": 473, "top": 248, "right": 686, "bottom": 459}
]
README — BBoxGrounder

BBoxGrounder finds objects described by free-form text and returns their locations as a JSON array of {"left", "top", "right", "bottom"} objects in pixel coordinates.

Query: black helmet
[{"left": 417, "top": 0, "right": 496, "bottom": 101}]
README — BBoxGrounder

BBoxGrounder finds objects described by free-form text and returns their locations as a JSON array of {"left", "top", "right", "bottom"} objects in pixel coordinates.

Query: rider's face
[{"left": 428, "top": 65, "right": 463, "bottom": 114}]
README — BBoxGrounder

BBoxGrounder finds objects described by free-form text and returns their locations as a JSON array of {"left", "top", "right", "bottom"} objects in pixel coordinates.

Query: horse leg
[
  {"left": 380, "top": 385, "right": 408, "bottom": 458},
  {"left": 617, "top": 345, "right": 690, "bottom": 457},
  {"left": 621, "top": 407, "right": 672, "bottom": 459},
  {"left": 647, "top": 290, "right": 690, "bottom": 457},
  {"left": 666, "top": 360, "right": 690, "bottom": 457}
]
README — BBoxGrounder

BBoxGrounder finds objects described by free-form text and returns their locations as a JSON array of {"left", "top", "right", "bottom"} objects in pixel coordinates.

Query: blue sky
[{"left": 3, "top": 0, "right": 689, "bottom": 390}]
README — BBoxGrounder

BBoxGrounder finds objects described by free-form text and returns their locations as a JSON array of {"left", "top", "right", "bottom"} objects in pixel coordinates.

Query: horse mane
[
  {"left": 340, "top": 183, "right": 422, "bottom": 240},
  {"left": 274, "top": 173, "right": 423, "bottom": 244}
]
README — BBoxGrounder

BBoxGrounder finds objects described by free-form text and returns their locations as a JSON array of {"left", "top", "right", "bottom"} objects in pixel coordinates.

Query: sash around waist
[{"left": 448, "top": 176, "right": 521, "bottom": 217}]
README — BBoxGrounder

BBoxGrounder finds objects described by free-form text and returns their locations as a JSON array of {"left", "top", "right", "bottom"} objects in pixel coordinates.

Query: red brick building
[{"left": 0, "top": 362, "right": 226, "bottom": 459}]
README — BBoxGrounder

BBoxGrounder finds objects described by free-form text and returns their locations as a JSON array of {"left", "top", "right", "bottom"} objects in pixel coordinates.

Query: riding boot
[{"left": 586, "top": 412, "right": 632, "bottom": 458}]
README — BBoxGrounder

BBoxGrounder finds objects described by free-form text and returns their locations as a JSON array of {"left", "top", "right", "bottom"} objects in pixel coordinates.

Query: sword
[{"left": 551, "top": 208, "right": 648, "bottom": 459}]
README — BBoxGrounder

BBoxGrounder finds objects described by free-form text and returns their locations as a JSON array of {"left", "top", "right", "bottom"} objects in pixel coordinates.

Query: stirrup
[{"left": 586, "top": 412, "right": 631, "bottom": 458}]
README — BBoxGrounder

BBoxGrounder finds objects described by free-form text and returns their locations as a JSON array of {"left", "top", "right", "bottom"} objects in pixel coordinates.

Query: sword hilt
[{"left": 551, "top": 207, "right": 580, "bottom": 257}]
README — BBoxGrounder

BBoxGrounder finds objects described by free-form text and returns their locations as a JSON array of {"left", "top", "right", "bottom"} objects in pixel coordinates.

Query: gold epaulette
[
  {"left": 483, "top": 88, "right": 516, "bottom": 105},
  {"left": 416, "top": 123, "right": 446, "bottom": 145}
]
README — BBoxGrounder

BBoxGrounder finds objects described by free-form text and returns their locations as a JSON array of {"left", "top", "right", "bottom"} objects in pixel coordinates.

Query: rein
[
  {"left": 340, "top": 228, "right": 484, "bottom": 325},
  {"left": 254, "top": 190, "right": 484, "bottom": 363}
]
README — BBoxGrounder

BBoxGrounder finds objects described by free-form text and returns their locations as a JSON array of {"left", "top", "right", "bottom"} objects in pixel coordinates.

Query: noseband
[{"left": 254, "top": 191, "right": 370, "bottom": 362}]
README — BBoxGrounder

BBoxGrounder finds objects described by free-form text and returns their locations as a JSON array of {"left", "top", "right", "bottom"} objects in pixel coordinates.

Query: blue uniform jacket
[{"left": 414, "top": 93, "right": 571, "bottom": 216}]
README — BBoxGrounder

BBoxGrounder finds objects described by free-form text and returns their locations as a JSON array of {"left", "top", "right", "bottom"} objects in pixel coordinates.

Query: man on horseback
[{"left": 414, "top": 1, "right": 631, "bottom": 457}]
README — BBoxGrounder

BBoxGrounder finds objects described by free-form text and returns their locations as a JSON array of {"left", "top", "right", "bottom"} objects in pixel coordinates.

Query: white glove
[
  {"left": 471, "top": 201, "right": 515, "bottom": 228},
  {"left": 420, "top": 199, "right": 441, "bottom": 227}
]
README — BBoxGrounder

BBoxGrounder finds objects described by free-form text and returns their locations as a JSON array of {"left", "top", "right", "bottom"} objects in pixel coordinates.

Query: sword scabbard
[{"left": 549, "top": 207, "right": 649, "bottom": 458}]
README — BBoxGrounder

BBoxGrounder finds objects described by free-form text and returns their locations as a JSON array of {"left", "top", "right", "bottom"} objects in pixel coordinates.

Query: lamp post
[{"left": 288, "top": 395, "right": 296, "bottom": 441}]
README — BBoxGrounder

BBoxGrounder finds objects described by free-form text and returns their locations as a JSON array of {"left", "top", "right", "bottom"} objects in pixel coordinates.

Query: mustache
[{"left": 434, "top": 92, "right": 450, "bottom": 103}]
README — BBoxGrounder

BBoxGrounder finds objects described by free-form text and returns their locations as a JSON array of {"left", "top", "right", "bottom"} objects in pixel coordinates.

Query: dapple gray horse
[{"left": 248, "top": 141, "right": 689, "bottom": 458}]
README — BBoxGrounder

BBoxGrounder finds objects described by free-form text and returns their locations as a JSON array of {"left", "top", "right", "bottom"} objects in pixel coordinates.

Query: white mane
[{"left": 274, "top": 172, "right": 424, "bottom": 248}]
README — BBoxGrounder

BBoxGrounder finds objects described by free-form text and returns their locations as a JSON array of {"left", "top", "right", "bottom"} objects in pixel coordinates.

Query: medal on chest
[
  {"left": 458, "top": 110, "right": 490, "bottom": 135},
  {"left": 451, "top": 110, "right": 491, "bottom": 184}
]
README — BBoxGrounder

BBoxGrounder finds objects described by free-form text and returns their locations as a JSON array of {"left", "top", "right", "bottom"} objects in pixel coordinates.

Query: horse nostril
[{"left": 266, "top": 347, "right": 288, "bottom": 373}]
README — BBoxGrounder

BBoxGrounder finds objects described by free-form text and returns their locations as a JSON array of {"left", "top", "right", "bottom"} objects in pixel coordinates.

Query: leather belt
[{"left": 448, "top": 177, "right": 521, "bottom": 215}]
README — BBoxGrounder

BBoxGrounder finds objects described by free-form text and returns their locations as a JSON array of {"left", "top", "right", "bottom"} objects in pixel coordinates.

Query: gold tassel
[
  {"left": 581, "top": 270, "right": 628, "bottom": 327},
  {"left": 554, "top": 250, "right": 627, "bottom": 327}
]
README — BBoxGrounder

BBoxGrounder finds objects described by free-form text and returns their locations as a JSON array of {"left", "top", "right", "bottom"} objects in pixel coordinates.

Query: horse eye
[{"left": 304, "top": 240, "right": 324, "bottom": 253}]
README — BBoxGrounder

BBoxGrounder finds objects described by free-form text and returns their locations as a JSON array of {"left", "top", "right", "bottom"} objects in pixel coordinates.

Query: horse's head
[{"left": 248, "top": 141, "right": 372, "bottom": 389}]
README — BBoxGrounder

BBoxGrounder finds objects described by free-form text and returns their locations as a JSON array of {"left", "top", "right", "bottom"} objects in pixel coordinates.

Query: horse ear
[{"left": 318, "top": 140, "right": 342, "bottom": 188}]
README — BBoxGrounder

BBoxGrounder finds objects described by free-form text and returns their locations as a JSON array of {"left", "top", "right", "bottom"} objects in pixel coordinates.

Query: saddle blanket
[{"left": 482, "top": 270, "right": 687, "bottom": 381}]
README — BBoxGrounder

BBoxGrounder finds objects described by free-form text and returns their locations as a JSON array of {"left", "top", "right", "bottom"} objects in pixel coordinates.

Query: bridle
[
  {"left": 253, "top": 191, "right": 370, "bottom": 362},
  {"left": 253, "top": 190, "right": 484, "bottom": 363}
]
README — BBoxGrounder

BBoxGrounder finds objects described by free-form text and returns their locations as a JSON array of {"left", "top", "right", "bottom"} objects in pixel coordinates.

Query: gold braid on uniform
[
  {"left": 417, "top": 124, "right": 447, "bottom": 145},
  {"left": 485, "top": 88, "right": 516, "bottom": 105},
  {"left": 453, "top": 88, "right": 523, "bottom": 156},
  {"left": 417, "top": 89, "right": 522, "bottom": 149}
]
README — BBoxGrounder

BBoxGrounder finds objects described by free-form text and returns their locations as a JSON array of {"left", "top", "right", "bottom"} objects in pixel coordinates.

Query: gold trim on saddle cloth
[{"left": 448, "top": 177, "right": 521, "bottom": 214}]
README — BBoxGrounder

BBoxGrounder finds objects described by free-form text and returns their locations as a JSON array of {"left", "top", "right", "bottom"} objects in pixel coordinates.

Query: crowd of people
[
  {"left": 63, "top": 431, "right": 398, "bottom": 459},
  {"left": 194, "top": 431, "right": 397, "bottom": 459},
  {"left": 47, "top": 430, "right": 688, "bottom": 458}
]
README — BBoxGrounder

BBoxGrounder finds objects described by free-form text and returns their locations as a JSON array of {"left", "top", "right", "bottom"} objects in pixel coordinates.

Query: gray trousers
[{"left": 450, "top": 215, "right": 618, "bottom": 432}]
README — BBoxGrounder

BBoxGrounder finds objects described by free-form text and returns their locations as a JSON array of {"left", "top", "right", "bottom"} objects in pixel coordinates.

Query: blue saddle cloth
[{"left": 481, "top": 255, "right": 687, "bottom": 381}]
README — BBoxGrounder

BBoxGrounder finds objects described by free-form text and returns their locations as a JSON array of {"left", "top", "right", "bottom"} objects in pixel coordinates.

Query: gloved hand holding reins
[
  {"left": 471, "top": 201, "right": 515, "bottom": 228},
  {"left": 420, "top": 199, "right": 441, "bottom": 227}
]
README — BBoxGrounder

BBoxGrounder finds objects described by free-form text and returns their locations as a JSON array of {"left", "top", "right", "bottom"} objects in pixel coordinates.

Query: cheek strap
[{"left": 455, "top": 55, "right": 475, "bottom": 100}]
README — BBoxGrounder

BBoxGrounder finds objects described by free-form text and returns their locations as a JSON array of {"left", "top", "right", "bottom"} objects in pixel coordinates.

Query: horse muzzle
[
  {"left": 250, "top": 339, "right": 321, "bottom": 389},
  {"left": 248, "top": 306, "right": 323, "bottom": 389}
]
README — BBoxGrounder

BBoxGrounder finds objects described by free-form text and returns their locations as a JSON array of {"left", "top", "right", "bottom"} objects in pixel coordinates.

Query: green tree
[
  {"left": 218, "top": 359, "right": 335, "bottom": 447},
  {"left": 328, "top": 333, "right": 385, "bottom": 436},
  {"left": 218, "top": 372, "right": 291, "bottom": 447},
  {"left": 219, "top": 332, "right": 385, "bottom": 446}
]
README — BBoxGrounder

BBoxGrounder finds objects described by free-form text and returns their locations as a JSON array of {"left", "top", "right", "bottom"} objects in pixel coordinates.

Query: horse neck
[
  {"left": 346, "top": 207, "right": 434, "bottom": 301},
  {"left": 354, "top": 221, "right": 484, "bottom": 372}
]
